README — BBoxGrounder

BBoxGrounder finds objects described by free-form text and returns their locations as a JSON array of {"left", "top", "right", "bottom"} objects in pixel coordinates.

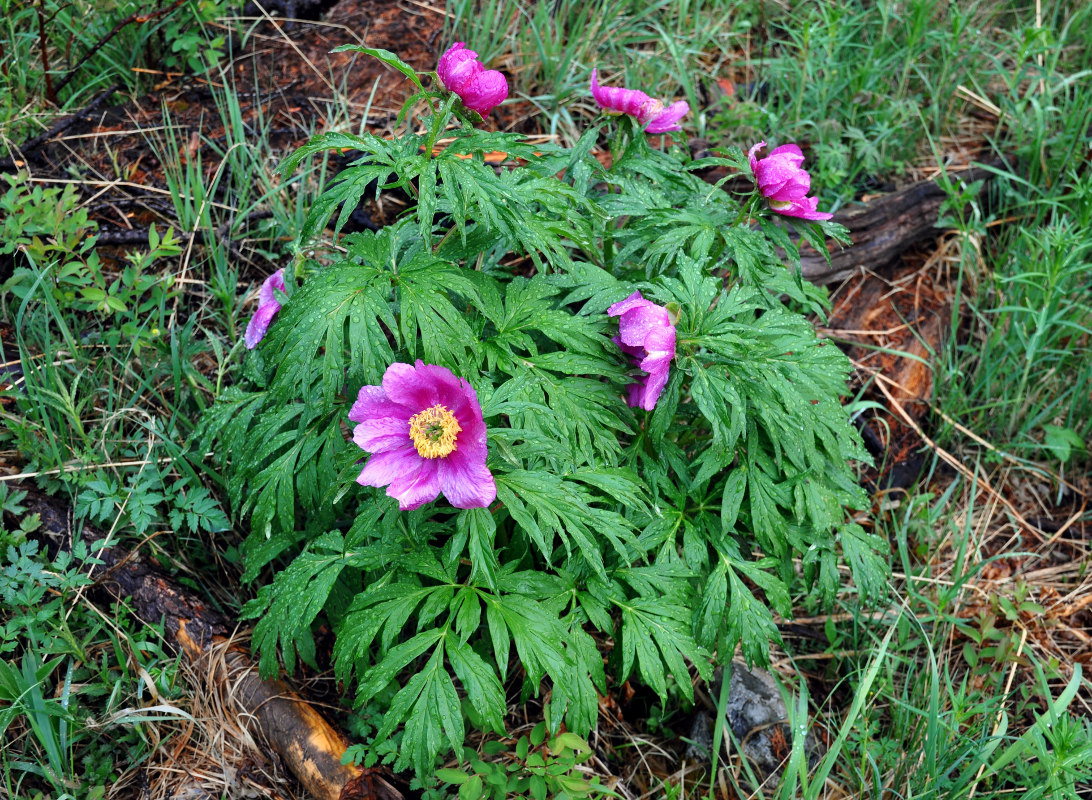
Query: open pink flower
[
  {"left": 245, "top": 269, "right": 286, "bottom": 349},
  {"left": 747, "top": 141, "right": 833, "bottom": 221},
  {"left": 607, "top": 291, "right": 676, "bottom": 411},
  {"left": 590, "top": 69, "right": 689, "bottom": 134},
  {"left": 349, "top": 361, "right": 496, "bottom": 511},
  {"left": 437, "top": 42, "right": 508, "bottom": 116}
]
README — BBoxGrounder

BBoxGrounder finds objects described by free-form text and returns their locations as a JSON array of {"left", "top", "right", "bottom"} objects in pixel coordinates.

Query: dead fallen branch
[
  {"left": 20, "top": 486, "right": 396, "bottom": 800},
  {"left": 0, "top": 84, "right": 120, "bottom": 171},
  {"left": 50, "top": 0, "right": 188, "bottom": 98},
  {"left": 798, "top": 165, "right": 997, "bottom": 284}
]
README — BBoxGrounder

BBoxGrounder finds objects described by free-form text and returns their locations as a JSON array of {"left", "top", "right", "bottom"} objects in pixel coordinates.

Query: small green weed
[
  {"left": 0, "top": 484, "right": 184, "bottom": 796},
  {"left": 437, "top": 724, "right": 607, "bottom": 800}
]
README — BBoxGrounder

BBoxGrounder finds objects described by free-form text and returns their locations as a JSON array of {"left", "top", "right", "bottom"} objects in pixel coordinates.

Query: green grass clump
[
  {"left": 937, "top": 14, "right": 1092, "bottom": 474},
  {"left": 0, "top": 484, "right": 187, "bottom": 798}
]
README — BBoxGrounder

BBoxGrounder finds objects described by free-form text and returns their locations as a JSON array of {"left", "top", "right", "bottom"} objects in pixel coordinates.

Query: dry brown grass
[{"left": 106, "top": 633, "right": 299, "bottom": 800}]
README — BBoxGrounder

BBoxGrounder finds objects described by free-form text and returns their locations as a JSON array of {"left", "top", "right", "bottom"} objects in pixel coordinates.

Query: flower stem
[{"left": 425, "top": 94, "right": 457, "bottom": 158}]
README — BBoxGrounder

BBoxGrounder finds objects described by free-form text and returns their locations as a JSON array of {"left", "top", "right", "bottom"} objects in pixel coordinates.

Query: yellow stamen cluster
[{"left": 408, "top": 404, "right": 461, "bottom": 459}]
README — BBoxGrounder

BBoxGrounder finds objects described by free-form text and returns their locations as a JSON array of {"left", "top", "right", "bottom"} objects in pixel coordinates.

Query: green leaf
[
  {"left": 1044, "top": 424, "right": 1085, "bottom": 463},
  {"left": 720, "top": 469, "right": 746, "bottom": 535},
  {"left": 839, "top": 522, "right": 890, "bottom": 603},
  {"left": 334, "top": 582, "right": 443, "bottom": 685},
  {"left": 459, "top": 507, "right": 500, "bottom": 590},
  {"left": 374, "top": 641, "right": 462, "bottom": 775},
  {"left": 245, "top": 531, "right": 352, "bottom": 677},
  {"left": 481, "top": 589, "right": 571, "bottom": 691},
  {"left": 279, "top": 131, "right": 421, "bottom": 242},
  {"left": 724, "top": 562, "right": 781, "bottom": 667},
  {"left": 330, "top": 45, "right": 424, "bottom": 91},
  {"left": 448, "top": 637, "right": 506, "bottom": 734},
  {"left": 396, "top": 255, "right": 482, "bottom": 370},
  {"left": 436, "top": 768, "right": 470, "bottom": 785},
  {"left": 496, "top": 471, "right": 638, "bottom": 577},
  {"left": 360, "top": 627, "right": 444, "bottom": 704},
  {"left": 617, "top": 594, "right": 710, "bottom": 702},
  {"left": 262, "top": 261, "right": 396, "bottom": 405}
]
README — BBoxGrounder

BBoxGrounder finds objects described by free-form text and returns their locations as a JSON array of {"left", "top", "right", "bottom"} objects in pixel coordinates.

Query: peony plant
[{"left": 205, "top": 44, "right": 886, "bottom": 779}]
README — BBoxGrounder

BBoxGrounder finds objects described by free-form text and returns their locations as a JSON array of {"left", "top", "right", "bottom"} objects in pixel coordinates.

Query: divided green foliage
[{"left": 201, "top": 60, "right": 886, "bottom": 778}]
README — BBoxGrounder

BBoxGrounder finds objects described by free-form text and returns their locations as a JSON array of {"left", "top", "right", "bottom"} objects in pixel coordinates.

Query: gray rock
[{"left": 686, "top": 661, "right": 825, "bottom": 790}]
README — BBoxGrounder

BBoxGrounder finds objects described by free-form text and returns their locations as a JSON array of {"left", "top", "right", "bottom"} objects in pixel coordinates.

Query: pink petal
[
  {"left": 244, "top": 302, "right": 280, "bottom": 349},
  {"left": 590, "top": 69, "right": 654, "bottom": 118},
  {"left": 639, "top": 349, "right": 673, "bottom": 379},
  {"left": 639, "top": 364, "right": 670, "bottom": 410},
  {"left": 452, "top": 419, "right": 487, "bottom": 462},
  {"left": 438, "top": 449, "right": 496, "bottom": 509},
  {"left": 775, "top": 196, "right": 833, "bottom": 221},
  {"left": 617, "top": 305, "right": 672, "bottom": 348},
  {"left": 644, "top": 100, "right": 689, "bottom": 133},
  {"left": 451, "top": 387, "right": 488, "bottom": 448},
  {"left": 353, "top": 416, "right": 411, "bottom": 454},
  {"left": 387, "top": 461, "right": 443, "bottom": 510},
  {"left": 438, "top": 43, "right": 480, "bottom": 92},
  {"left": 356, "top": 448, "right": 441, "bottom": 510},
  {"left": 747, "top": 141, "right": 767, "bottom": 174},
  {"left": 607, "top": 291, "right": 653, "bottom": 318},
  {"left": 414, "top": 361, "right": 473, "bottom": 414},
  {"left": 381, "top": 362, "right": 441, "bottom": 410},
  {"left": 245, "top": 270, "right": 288, "bottom": 349},
  {"left": 768, "top": 143, "right": 804, "bottom": 162},
  {"left": 764, "top": 174, "right": 811, "bottom": 203},
  {"left": 641, "top": 325, "right": 676, "bottom": 362},
  {"left": 349, "top": 385, "right": 408, "bottom": 424},
  {"left": 356, "top": 446, "right": 417, "bottom": 487},
  {"left": 757, "top": 153, "right": 811, "bottom": 201},
  {"left": 258, "top": 269, "right": 287, "bottom": 306},
  {"left": 461, "top": 69, "right": 508, "bottom": 114}
]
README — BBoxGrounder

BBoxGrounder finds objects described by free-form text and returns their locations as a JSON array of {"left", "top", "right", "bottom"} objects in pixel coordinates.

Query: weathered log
[
  {"left": 798, "top": 166, "right": 996, "bottom": 284},
  {"left": 20, "top": 487, "right": 396, "bottom": 800}
]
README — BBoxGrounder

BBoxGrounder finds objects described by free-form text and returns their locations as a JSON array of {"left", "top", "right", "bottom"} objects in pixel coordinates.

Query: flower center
[
  {"left": 769, "top": 199, "right": 793, "bottom": 210},
  {"left": 637, "top": 98, "right": 665, "bottom": 125},
  {"left": 408, "top": 404, "right": 462, "bottom": 459}
]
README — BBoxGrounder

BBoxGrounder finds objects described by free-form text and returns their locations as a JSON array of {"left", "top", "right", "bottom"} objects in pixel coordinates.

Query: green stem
[
  {"left": 735, "top": 194, "right": 760, "bottom": 226},
  {"left": 425, "top": 94, "right": 458, "bottom": 157}
]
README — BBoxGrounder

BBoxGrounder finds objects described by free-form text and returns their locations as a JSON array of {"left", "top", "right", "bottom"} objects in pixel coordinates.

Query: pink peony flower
[
  {"left": 607, "top": 291, "right": 677, "bottom": 411},
  {"left": 590, "top": 69, "right": 689, "bottom": 134},
  {"left": 349, "top": 361, "right": 496, "bottom": 511},
  {"left": 437, "top": 42, "right": 508, "bottom": 116},
  {"left": 245, "top": 269, "right": 287, "bottom": 350},
  {"left": 747, "top": 141, "right": 833, "bottom": 221}
]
